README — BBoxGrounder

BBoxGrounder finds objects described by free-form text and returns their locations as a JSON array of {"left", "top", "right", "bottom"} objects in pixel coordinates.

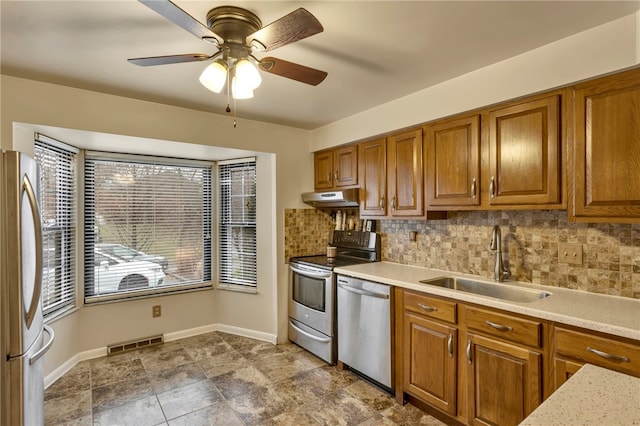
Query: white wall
[
  {"left": 309, "top": 12, "right": 640, "bottom": 151},
  {"left": 0, "top": 75, "right": 314, "bottom": 376}
]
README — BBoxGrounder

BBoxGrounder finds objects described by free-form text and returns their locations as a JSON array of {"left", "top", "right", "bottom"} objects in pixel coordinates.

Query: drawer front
[
  {"left": 465, "top": 306, "right": 542, "bottom": 348},
  {"left": 404, "top": 291, "right": 457, "bottom": 324},
  {"left": 555, "top": 327, "right": 640, "bottom": 376}
]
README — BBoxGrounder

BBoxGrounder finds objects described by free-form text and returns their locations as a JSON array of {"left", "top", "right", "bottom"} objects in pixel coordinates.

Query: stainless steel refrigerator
[{"left": 1, "top": 151, "right": 55, "bottom": 426}]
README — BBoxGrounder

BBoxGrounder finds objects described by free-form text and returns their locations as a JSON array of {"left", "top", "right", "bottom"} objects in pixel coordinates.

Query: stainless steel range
[{"left": 288, "top": 230, "right": 380, "bottom": 364}]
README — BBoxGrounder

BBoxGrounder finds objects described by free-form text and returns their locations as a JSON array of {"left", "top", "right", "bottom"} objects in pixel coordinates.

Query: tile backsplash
[
  {"left": 285, "top": 209, "right": 640, "bottom": 299},
  {"left": 284, "top": 208, "right": 335, "bottom": 261}
]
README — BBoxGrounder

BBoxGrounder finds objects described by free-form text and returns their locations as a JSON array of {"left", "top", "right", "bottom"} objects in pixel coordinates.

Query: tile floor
[{"left": 44, "top": 331, "right": 446, "bottom": 426}]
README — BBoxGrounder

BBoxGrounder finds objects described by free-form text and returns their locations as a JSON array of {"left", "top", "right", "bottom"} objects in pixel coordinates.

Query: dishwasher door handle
[
  {"left": 338, "top": 282, "right": 389, "bottom": 299},
  {"left": 289, "top": 320, "right": 331, "bottom": 343}
]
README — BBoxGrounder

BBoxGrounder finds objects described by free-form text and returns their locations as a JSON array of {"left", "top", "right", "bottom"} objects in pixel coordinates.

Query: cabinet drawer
[
  {"left": 403, "top": 290, "right": 457, "bottom": 324},
  {"left": 465, "top": 306, "right": 542, "bottom": 348},
  {"left": 555, "top": 327, "right": 640, "bottom": 376}
]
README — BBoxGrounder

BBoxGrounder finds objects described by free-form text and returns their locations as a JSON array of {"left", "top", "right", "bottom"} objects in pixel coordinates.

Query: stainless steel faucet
[{"left": 489, "top": 225, "right": 511, "bottom": 282}]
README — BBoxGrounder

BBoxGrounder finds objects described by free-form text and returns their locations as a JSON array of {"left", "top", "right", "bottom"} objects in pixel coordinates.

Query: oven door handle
[
  {"left": 338, "top": 282, "right": 389, "bottom": 299},
  {"left": 289, "top": 264, "right": 332, "bottom": 279},
  {"left": 289, "top": 320, "right": 332, "bottom": 343}
]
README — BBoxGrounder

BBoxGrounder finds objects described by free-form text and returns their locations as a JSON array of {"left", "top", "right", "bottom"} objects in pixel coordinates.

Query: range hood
[{"left": 302, "top": 188, "right": 360, "bottom": 208}]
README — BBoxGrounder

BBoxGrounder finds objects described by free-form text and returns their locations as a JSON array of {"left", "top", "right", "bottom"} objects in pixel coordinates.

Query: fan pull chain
[{"left": 233, "top": 98, "right": 237, "bottom": 128}]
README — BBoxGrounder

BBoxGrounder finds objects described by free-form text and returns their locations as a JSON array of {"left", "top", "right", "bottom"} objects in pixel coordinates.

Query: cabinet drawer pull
[
  {"left": 587, "top": 347, "right": 631, "bottom": 363},
  {"left": 335, "top": 170, "right": 339, "bottom": 181},
  {"left": 471, "top": 178, "right": 477, "bottom": 199},
  {"left": 489, "top": 176, "right": 496, "bottom": 198},
  {"left": 380, "top": 195, "right": 385, "bottom": 209},
  {"left": 447, "top": 334, "right": 453, "bottom": 358},
  {"left": 418, "top": 303, "right": 437, "bottom": 312},
  {"left": 391, "top": 195, "right": 396, "bottom": 210},
  {"left": 485, "top": 320, "right": 513, "bottom": 332},
  {"left": 466, "top": 339, "right": 472, "bottom": 364}
]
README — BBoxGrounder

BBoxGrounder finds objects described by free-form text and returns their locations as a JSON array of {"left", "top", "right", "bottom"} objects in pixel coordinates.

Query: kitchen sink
[{"left": 418, "top": 277, "right": 551, "bottom": 303}]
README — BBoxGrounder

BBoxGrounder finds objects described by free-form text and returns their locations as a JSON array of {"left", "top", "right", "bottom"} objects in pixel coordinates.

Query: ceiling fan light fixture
[
  {"left": 199, "top": 60, "right": 227, "bottom": 93},
  {"left": 235, "top": 58, "right": 262, "bottom": 90},
  {"left": 232, "top": 76, "right": 254, "bottom": 99}
]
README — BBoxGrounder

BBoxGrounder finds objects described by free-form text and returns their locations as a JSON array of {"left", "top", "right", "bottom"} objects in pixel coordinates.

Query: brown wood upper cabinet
[
  {"left": 570, "top": 68, "right": 640, "bottom": 222},
  {"left": 359, "top": 129, "right": 426, "bottom": 217},
  {"left": 425, "top": 92, "right": 563, "bottom": 210},
  {"left": 314, "top": 145, "right": 358, "bottom": 190},
  {"left": 425, "top": 114, "right": 481, "bottom": 207}
]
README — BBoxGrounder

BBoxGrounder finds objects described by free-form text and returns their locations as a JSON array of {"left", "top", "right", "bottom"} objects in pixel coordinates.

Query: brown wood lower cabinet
[
  {"left": 396, "top": 287, "right": 640, "bottom": 425},
  {"left": 396, "top": 288, "right": 546, "bottom": 425},
  {"left": 403, "top": 312, "right": 457, "bottom": 415},
  {"left": 552, "top": 326, "right": 640, "bottom": 390},
  {"left": 465, "top": 333, "right": 542, "bottom": 426}
]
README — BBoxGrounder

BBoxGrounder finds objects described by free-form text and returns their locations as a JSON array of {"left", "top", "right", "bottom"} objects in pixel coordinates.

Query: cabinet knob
[{"left": 489, "top": 176, "right": 496, "bottom": 198}]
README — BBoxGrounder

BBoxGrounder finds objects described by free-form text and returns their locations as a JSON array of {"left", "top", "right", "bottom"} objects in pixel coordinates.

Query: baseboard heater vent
[{"left": 107, "top": 334, "right": 164, "bottom": 356}]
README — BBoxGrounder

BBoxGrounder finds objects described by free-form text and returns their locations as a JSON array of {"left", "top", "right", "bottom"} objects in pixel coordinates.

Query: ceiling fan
[{"left": 128, "top": 0, "right": 328, "bottom": 101}]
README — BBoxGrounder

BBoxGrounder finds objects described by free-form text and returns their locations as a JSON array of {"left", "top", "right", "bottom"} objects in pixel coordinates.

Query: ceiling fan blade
[
  {"left": 248, "top": 8, "right": 323, "bottom": 52},
  {"left": 139, "top": 0, "right": 221, "bottom": 44},
  {"left": 259, "top": 57, "right": 327, "bottom": 86},
  {"left": 128, "top": 53, "right": 212, "bottom": 67}
]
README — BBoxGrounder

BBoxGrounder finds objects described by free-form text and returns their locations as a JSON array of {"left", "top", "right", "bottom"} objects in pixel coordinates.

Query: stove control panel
[{"left": 330, "top": 230, "right": 377, "bottom": 250}]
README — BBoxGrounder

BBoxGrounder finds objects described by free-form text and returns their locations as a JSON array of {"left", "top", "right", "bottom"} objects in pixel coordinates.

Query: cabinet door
[
  {"left": 314, "top": 151, "right": 333, "bottom": 190},
  {"left": 466, "top": 333, "right": 542, "bottom": 426},
  {"left": 571, "top": 69, "right": 640, "bottom": 221},
  {"left": 487, "top": 95, "right": 561, "bottom": 207},
  {"left": 403, "top": 312, "right": 457, "bottom": 415},
  {"left": 359, "top": 138, "right": 387, "bottom": 216},
  {"left": 554, "top": 357, "right": 583, "bottom": 390},
  {"left": 426, "top": 115, "right": 481, "bottom": 208},
  {"left": 333, "top": 145, "right": 358, "bottom": 187},
  {"left": 387, "top": 129, "right": 423, "bottom": 216}
]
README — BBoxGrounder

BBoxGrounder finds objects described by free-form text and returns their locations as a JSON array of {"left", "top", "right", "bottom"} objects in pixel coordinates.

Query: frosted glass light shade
[
  {"left": 232, "top": 76, "right": 254, "bottom": 99},
  {"left": 199, "top": 61, "right": 227, "bottom": 93},
  {"left": 234, "top": 59, "right": 262, "bottom": 90}
]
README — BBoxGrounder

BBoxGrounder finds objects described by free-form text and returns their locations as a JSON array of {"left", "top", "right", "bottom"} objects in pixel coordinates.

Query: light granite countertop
[
  {"left": 334, "top": 262, "right": 640, "bottom": 340},
  {"left": 519, "top": 363, "right": 640, "bottom": 425}
]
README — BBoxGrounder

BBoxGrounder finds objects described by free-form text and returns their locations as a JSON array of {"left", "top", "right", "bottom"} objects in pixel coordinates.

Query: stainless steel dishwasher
[{"left": 337, "top": 275, "right": 393, "bottom": 391}]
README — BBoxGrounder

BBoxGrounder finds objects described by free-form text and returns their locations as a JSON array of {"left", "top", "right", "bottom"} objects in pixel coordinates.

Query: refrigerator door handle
[
  {"left": 22, "top": 174, "right": 43, "bottom": 329},
  {"left": 29, "top": 325, "right": 55, "bottom": 365}
]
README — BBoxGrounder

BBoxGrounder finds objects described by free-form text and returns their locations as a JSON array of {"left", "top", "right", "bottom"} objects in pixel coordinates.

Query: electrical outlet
[
  {"left": 152, "top": 305, "right": 161, "bottom": 318},
  {"left": 558, "top": 243, "right": 583, "bottom": 265}
]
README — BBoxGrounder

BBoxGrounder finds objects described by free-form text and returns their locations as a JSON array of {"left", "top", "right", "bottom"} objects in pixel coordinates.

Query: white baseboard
[
  {"left": 45, "top": 323, "right": 277, "bottom": 388},
  {"left": 45, "top": 347, "right": 105, "bottom": 388}
]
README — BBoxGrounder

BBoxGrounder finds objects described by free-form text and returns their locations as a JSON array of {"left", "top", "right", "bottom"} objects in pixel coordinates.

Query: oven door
[{"left": 288, "top": 263, "right": 334, "bottom": 337}]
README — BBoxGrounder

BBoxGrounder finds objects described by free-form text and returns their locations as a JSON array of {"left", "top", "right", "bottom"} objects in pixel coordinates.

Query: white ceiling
[{"left": 2, "top": 1, "right": 639, "bottom": 130}]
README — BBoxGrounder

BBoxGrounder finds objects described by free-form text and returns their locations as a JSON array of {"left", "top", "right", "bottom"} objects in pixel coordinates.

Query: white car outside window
[{"left": 94, "top": 250, "right": 165, "bottom": 294}]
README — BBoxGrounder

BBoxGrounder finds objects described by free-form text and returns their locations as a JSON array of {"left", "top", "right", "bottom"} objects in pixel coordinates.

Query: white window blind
[
  {"left": 219, "top": 159, "right": 257, "bottom": 287},
  {"left": 84, "top": 153, "right": 212, "bottom": 303},
  {"left": 34, "top": 134, "right": 78, "bottom": 318}
]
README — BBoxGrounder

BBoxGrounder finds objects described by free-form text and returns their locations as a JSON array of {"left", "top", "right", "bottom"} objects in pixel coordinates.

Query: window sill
[
  {"left": 215, "top": 283, "right": 258, "bottom": 294},
  {"left": 45, "top": 305, "right": 79, "bottom": 325},
  {"left": 84, "top": 283, "right": 214, "bottom": 305}
]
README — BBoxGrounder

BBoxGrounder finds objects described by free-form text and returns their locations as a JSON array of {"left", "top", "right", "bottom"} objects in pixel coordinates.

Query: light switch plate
[{"left": 558, "top": 243, "right": 583, "bottom": 265}]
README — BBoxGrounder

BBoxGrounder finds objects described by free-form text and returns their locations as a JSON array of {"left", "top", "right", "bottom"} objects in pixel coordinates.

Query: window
[
  {"left": 218, "top": 158, "right": 257, "bottom": 288},
  {"left": 84, "top": 152, "right": 212, "bottom": 302},
  {"left": 34, "top": 134, "right": 78, "bottom": 318}
]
